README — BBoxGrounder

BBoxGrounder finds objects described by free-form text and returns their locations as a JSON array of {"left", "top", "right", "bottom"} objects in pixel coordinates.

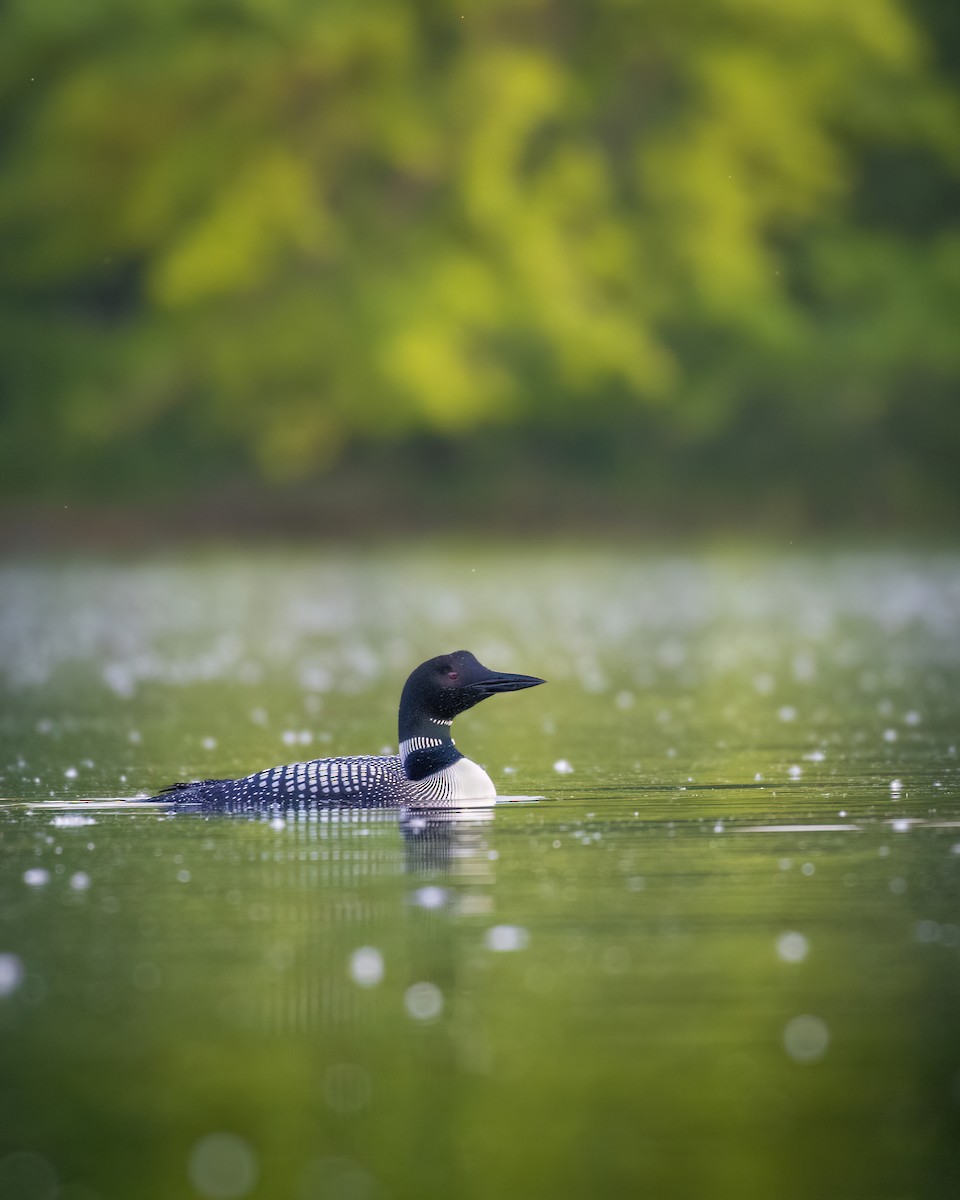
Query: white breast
[{"left": 415, "top": 756, "right": 497, "bottom": 806}]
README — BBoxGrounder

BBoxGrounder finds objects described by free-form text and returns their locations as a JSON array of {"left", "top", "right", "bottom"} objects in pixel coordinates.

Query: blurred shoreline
[{"left": 2, "top": 475, "right": 956, "bottom": 555}]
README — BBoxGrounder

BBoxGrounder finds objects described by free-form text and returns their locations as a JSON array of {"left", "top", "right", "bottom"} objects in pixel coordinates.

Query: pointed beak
[{"left": 468, "top": 671, "right": 546, "bottom": 697}]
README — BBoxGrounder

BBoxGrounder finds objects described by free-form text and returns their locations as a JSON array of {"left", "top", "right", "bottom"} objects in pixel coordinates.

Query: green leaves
[{"left": 1, "top": 0, "right": 958, "bottom": 502}]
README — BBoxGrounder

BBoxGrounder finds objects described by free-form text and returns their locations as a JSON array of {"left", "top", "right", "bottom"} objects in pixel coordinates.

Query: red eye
[{"left": 448, "top": 671, "right": 459, "bottom": 681}]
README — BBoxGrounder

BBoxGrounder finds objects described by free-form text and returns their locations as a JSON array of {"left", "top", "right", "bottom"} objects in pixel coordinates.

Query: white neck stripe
[{"left": 400, "top": 735, "right": 453, "bottom": 762}]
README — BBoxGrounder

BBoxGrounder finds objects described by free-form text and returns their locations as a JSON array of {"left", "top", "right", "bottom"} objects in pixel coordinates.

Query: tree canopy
[{"left": 1, "top": 0, "right": 959, "bottom": 517}]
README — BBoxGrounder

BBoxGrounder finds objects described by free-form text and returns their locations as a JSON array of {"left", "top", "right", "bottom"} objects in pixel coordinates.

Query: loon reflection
[
  {"left": 400, "top": 805, "right": 497, "bottom": 876},
  {"left": 233, "top": 806, "right": 499, "bottom": 1036},
  {"left": 159, "top": 650, "right": 544, "bottom": 812}
]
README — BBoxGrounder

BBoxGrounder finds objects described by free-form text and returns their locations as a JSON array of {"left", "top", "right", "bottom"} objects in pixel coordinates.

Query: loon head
[{"left": 399, "top": 650, "right": 545, "bottom": 730}]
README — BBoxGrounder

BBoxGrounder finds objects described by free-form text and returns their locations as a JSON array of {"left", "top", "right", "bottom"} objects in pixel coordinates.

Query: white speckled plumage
[{"left": 160, "top": 650, "right": 543, "bottom": 811}]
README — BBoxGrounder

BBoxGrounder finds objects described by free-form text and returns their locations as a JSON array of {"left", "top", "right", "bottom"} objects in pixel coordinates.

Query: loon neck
[{"left": 398, "top": 714, "right": 462, "bottom": 782}]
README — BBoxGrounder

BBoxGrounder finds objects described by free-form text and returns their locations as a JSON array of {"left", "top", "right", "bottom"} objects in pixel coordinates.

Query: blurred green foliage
[{"left": 1, "top": 0, "right": 959, "bottom": 514}]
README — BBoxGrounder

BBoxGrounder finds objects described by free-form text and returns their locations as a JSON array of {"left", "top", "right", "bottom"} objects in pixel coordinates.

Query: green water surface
[{"left": 1, "top": 547, "right": 959, "bottom": 1200}]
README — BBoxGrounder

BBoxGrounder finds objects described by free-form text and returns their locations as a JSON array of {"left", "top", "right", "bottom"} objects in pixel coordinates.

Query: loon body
[{"left": 160, "top": 650, "right": 544, "bottom": 812}]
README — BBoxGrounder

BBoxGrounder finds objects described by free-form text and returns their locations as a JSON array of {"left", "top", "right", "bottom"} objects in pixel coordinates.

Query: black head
[{"left": 398, "top": 650, "right": 545, "bottom": 732}]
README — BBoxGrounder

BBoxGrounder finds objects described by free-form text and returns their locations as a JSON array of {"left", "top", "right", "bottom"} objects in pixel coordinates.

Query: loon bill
[{"left": 158, "top": 650, "right": 545, "bottom": 811}]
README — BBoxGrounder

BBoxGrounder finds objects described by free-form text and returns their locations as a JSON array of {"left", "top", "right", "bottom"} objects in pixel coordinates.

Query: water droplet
[
  {"left": 485, "top": 925, "right": 529, "bottom": 952},
  {"left": 776, "top": 932, "right": 809, "bottom": 963},
  {"left": 0, "top": 953, "right": 25, "bottom": 996},
  {"left": 349, "top": 947, "right": 384, "bottom": 987},
  {"left": 188, "top": 1134, "right": 258, "bottom": 1198},
  {"left": 783, "top": 1015, "right": 829, "bottom": 1063},
  {"left": 792, "top": 653, "right": 816, "bottom": 682},
  {"left": 299, "top": 1158, "right": 377, "bottom": 1200},
  {"left": 404, "top": 981, "right": 443, "bottom": 1021},
  {"left": 410, "top": 886, "right": 449, "bottom": 909}
]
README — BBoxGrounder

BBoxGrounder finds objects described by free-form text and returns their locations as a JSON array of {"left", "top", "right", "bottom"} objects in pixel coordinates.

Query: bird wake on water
[{"left": 157, "top": 650, "right": 545, "bottom": 813}]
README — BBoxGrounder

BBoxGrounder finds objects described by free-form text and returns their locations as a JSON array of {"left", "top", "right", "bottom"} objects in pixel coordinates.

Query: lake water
[{"left": 1, "top": 546, "right": 959, "bottom": 1200}]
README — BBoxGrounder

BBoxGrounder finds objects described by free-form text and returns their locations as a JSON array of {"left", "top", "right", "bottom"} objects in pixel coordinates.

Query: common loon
[{"left": 159, "top": 650, "right": 545, "bottom": 811}]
